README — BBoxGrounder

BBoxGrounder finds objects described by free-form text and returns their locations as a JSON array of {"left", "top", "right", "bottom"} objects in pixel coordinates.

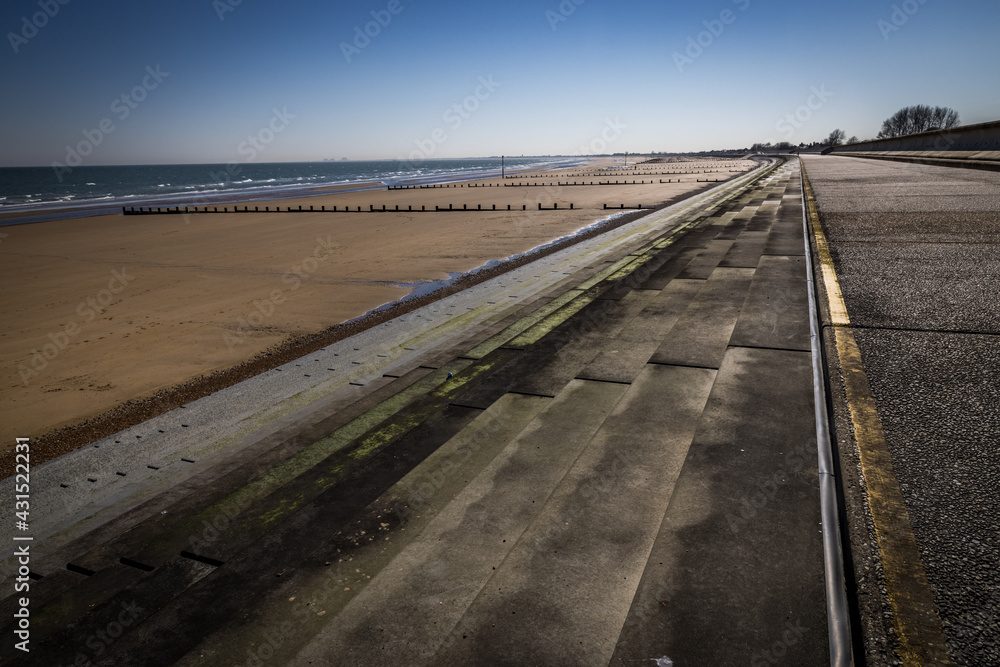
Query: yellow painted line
[
  {"left": 804, "top": 178, "right": 851, "bottom": 327},
  {"left": 802, "top": 164, "right": 954, "bottom": 666}
]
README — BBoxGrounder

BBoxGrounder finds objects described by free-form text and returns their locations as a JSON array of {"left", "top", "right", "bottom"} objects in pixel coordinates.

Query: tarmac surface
[
  {"left": 1, "top": 158, "right": 838, "bottom": 666},
  {"left": 802, "top": 155, "right": 1000, "bottom": 666}
]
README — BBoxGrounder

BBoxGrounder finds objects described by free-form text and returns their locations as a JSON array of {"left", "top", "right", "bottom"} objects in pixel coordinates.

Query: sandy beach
[{"left": 0, "top": 156, "right": 754, "bottom": 467}]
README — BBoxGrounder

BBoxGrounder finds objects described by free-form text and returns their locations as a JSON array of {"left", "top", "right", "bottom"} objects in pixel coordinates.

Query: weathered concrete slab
[
  {"left": 638, "top": 246, "right": 700, "bottom": 290},
  {"left": 90, "top": 403, "right": 490, "bottom": 665},
  {"left": 432, "top": 365, "right": 717, "bottom": 666},
  {"left": 763, "top": 219, "right": 806, "bottom": 256},
  {"left": 610, "top": 346, "right": 824, "bottom": 666},
  {"left": 290, "top": 380, "right": 629, "bottom": 666},
  {"left": 57, "top": 364, "right": 458, "bottom": 573},
  {"left": 649, "top": 267, "right": 755, "bottom": 369},
  {"left": 577, "top": 280, "right": 703, "bottom": 384},
  {"left": 729, "top": 255, "right": 810, "bottom": 351},
  {"left": 597, "top": 254, "right": 671, "bottom": 300},
  {"left": 165, "top": 392, "right": 554, "bottom": 666},
  {"left": 507, "top": 289, "right": 655, "bottom": 397},
  {"left": 713, "top": 216, "right": 750, "bottom": 240},
  {"left": 451, "top": 290, "right": 653, "bottom": 403},
  {"left": 23, "top": 558, "right": 216, "bottom": 665},
  {"left": 675, "top": 240, "right": 737, "bottom": 280},
  {"left": 718, "top": 230, "right": 771, "bottom": 268}
]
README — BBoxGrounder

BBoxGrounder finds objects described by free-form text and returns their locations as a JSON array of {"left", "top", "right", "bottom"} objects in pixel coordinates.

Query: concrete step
[
  {"left": 719, "top": 229, "right": 772, "bottom": 268},
  {"left": 10, "top": 367, "right": 417, "bottom": 579},
  {"left": 675, "top": 240, "right": 737, "bottom": 280},
  {"left": 429, "top": 365, "right": 718, "bottom": 666},
  {"left": 0, "top": 158, "right": 801, "bottom": 665},
  {"left": 730, "top": 255, "right": 810, "bottom": 352},
  {"left": 290, "top": 378, "right": 632, "bottom": 666},
  {"left": 648, "top": 267, "right": 756, "bottom": 369},
  {"left": 73, "top": 362, "right": 474, "bottom": 571},
  {"left": 503, "top": 289, "right": 656, "bottom": 398},
  {"left": 4, "top": 556, "right": 217, "bottom": 664},
  {"left": 0, "top": 364, "right": 460, "bottom": 628},
  {"left": 610, "top": 346, "right": 826, "bottom": 666},
  {"left": 71, "top": 397, "right": 495, "bottom": 665},
  {"left": 8, "top": 358, "right": 501, "bottom": 649},
  {"left": 577, "top": 280, "right": 703, "bottom": 384},
  {"left": 637, "top": 246, "right": 700, "bottom": 289},
  {"left": 168, "top": 391, "right": 555, "bottom": 665},
  {"left": 763, "top": 218, "right": 808, "bottom": 256}
]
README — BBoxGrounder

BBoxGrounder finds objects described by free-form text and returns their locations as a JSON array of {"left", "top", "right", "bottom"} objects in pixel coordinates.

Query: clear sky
[{"left": 2, "top": 0, "right": 998, "bottom": 166}]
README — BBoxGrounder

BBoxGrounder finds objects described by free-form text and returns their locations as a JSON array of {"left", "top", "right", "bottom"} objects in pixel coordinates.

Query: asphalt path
[{"left": 803, "top": 154, "right": 1000, "bottom": 666}]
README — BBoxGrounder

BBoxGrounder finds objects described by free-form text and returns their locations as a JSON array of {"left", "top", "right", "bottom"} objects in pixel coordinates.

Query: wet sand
[{"left": 0, "top": 156, "right": 755, "bottom": 469}]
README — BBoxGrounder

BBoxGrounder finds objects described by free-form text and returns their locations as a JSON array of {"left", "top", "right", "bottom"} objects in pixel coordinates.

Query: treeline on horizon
[{"left": 749, "top": 104, "right": 963, "bottom": 154}]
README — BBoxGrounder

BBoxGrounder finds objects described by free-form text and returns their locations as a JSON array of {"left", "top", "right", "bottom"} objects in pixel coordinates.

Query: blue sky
[{"left": 2, "top": 0, "right": 998, "bottom": 166}]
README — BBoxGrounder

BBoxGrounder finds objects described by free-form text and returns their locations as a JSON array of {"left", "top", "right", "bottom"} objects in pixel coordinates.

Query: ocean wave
[{"left": 0, "top": 157, "right": 581, "bottom": 216}]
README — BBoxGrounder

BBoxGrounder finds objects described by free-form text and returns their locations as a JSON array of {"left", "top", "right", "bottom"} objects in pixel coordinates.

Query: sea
[{"left": 0, "top": 157, "right": 584, "bottom": 225}]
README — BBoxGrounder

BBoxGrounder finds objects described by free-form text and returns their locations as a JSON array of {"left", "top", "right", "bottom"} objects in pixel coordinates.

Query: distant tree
[
  {"left": 877, "top": 105, "right": 960, "bottom": 138},
  {"left": 847, "top": 135, "right": 859, "bottom": 144},
  {"left": 826, "top": 129, "right": 846, "bottom": 146}
]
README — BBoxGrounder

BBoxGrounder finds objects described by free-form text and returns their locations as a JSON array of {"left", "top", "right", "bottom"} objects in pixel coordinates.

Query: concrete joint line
[
  {"left": 573, "top": 376, "right": 632, "bottom": 386},
  {"left": 727, "top": 343, "right": 808, "bottom": 355},
  {"left": 801, "top": 161, "right": 954, "bottom": 666},
  {"left": 839, "top": 322, "right": 1000, "bottom": 338},
  {"left": 645, "top": 360, "right": 718, "bottom": 372}
]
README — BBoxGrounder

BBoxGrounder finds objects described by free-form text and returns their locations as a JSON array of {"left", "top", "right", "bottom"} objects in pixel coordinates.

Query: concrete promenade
[{"left": 1, "top": 159, "right": 836, "bottom": 666}]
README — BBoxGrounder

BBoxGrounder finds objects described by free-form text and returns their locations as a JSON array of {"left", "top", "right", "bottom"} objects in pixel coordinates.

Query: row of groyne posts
[
  {"left": 502, "top": 169, "right": 743, "bottom": 178},
  {"left": 120, "top": 164, "right": 756, "bottom": 216},
  {"left": 502, "top": 162, "right": 753, "bottom": 177},
  {"left": 392, "top": 180, "right": 668, "bottom": 189},
  {"left": 388, "top": 177, "right": 724, "bottom": 190},
  {"left": 122, "top": 202, "right": 663, "bottom": 216}
]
